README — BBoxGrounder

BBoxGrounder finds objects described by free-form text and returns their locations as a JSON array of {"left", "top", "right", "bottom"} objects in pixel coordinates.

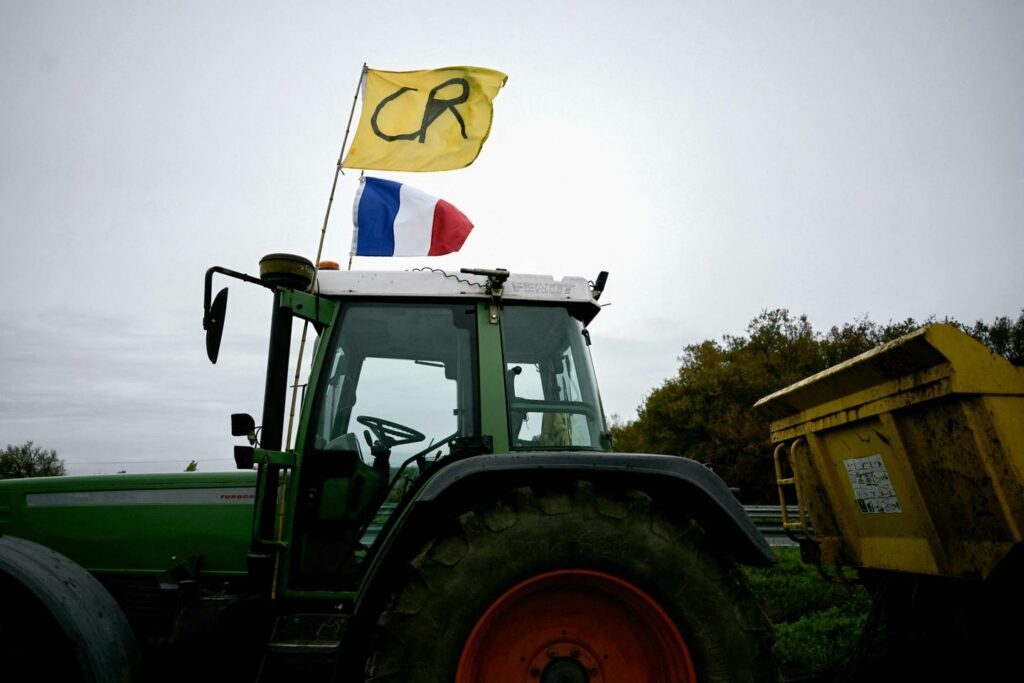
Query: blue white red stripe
[{"left": 352, "top": 177, "right": 474, "bottom": 256}]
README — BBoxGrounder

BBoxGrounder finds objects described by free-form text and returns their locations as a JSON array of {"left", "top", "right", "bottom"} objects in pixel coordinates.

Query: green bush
[
  {"left": 773, "top": 606, "right": 870, "bottom": 676},
  {"left": 744, "top": 547, "right": 873, "bottom": 677}
]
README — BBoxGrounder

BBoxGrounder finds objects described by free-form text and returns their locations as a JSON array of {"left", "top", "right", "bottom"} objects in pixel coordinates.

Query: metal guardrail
[
  {"left": 364, "top": 503, "right": 803, "bottom": 548},
  {"left": 744, "top": 504, "right": 803, "bottom": 548}
]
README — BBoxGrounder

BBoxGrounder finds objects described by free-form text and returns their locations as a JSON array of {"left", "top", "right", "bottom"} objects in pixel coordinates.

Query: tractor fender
[
  {"left": 342, "top": 452, "right": 776, "bottom": 677},
  {"left": 0, "top": 535, "right": 139, "bottom": 682},
  {"left": 415, "top": 452, "right": 776, "bottom": 566},
  {"left": 358, "top": 452, "right": 774, "bottom": 605}
]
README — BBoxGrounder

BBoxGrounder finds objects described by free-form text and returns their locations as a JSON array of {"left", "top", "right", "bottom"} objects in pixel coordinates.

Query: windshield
[
  {"left": 501, "top": 305, "right": 606, "bottom": 450},
  {"left": 312, "top": 301, "right": 479, "bottom": 462}
]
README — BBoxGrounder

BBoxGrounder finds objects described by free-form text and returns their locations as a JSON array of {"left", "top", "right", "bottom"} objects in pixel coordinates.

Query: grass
[{"left": 743, "top": 547, "right": 874, "bottom": 679}]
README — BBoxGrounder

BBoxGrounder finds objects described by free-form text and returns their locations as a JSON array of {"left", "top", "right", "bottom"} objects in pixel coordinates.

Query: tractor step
[{"left": 257, "top": 613, "right": 348, "bottom": 681}]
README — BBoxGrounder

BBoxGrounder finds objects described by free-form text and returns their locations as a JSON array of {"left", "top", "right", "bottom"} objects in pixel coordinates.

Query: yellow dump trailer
[{"left": 756, "top": 323, "right": 1024, "bottom": 579}]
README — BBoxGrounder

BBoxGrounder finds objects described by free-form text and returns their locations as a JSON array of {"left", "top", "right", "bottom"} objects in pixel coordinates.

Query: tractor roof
[{"left": 315, "top": 269, "right": 600, "bottom": 308}]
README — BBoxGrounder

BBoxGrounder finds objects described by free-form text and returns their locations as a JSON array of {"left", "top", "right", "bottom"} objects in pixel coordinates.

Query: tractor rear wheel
[{"left": 365, "top": 481, "right": 778, "bottom": 682}]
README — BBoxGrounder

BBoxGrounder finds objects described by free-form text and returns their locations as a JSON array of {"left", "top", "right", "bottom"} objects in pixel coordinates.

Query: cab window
[{"left": 501, "top": 305, "right": 605, "bottom": 450}]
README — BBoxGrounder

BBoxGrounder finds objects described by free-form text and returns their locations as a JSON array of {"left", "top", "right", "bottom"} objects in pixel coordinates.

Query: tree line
[
  {"left": 0, "top": 442, "right": 203, "bottom": 479},
  {"left": 0, "top": 441, "right": 66, "bottom": 479},
  {"left": 609, "top": 309, "right": 1024, "bottom": 503}
]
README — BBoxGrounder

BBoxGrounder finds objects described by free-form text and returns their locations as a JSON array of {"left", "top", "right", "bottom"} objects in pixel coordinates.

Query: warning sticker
[{"left": 844, "top": 454, "right": 902, "bottom": 513}]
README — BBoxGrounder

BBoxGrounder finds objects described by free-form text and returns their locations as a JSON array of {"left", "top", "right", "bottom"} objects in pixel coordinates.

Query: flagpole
[
  {"left": 322, "top": 62, "right": 366, "bottom": 268},
  {"left": 347, "top": 169, "right": 365, "bottom": 271},
  {"left": 285, "top": 61, "right": 366, "bottom": 443},
  {"left": 270, "top": 63, "right": 367, "bottom": 599}
]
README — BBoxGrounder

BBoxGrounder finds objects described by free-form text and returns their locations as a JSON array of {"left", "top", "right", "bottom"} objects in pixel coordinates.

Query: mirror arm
[{"left": 204, "top": 266, "right": 268, "bottom": 325}]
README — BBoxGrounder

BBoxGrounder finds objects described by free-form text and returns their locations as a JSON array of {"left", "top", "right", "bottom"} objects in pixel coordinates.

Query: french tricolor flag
[{"left": 352, "top": 177, "right": 474, "bottom": 256}]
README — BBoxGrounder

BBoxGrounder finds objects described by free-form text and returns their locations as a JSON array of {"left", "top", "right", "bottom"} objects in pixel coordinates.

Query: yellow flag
[{"left": 342, "top": 66, "right": 507, "bottom": 172}]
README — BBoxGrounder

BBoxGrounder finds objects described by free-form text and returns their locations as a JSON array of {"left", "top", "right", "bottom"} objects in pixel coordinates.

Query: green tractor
[{"left": 0, "top": 255, "right": 778, "bottom": 682}]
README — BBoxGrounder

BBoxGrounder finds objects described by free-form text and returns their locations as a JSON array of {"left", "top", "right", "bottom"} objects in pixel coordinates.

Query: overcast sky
[{"left": 2, "top": 1, "right": 1021, "bottom": 475}]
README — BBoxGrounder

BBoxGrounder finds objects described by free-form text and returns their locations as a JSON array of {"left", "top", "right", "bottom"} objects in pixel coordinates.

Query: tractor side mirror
[
  {"left": 234, "top": 446, "right": 255, "bottom": 470},
  {"left": 204, "top": 287, "right": 229, "bottom": 364},
  {"left": 231, "top": 413, "right": 256, "bottom": 439}
]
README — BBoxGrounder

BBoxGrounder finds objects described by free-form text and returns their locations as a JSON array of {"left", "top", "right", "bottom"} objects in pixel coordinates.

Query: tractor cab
[{"left": 204, "top": 260, "right": 612, "bottom": 594}]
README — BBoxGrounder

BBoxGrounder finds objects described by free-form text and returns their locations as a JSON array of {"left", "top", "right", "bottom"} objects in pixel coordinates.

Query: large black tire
[
  {"left": 0, "top": 536, "right": 139, "bottom": 683},
  {"left": 365, "top": 481, "right": 778, "bottom": 683}
]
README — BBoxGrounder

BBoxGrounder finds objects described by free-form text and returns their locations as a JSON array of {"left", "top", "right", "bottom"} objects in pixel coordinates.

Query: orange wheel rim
[{"left": 455, "top": 569, "right": 697, "bottom": 683}]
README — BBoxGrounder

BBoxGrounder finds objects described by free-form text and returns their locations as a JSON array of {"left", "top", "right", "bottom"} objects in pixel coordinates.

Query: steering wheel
[{"left": 356, "top": 416, "right": 426, "bottom": 452}]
